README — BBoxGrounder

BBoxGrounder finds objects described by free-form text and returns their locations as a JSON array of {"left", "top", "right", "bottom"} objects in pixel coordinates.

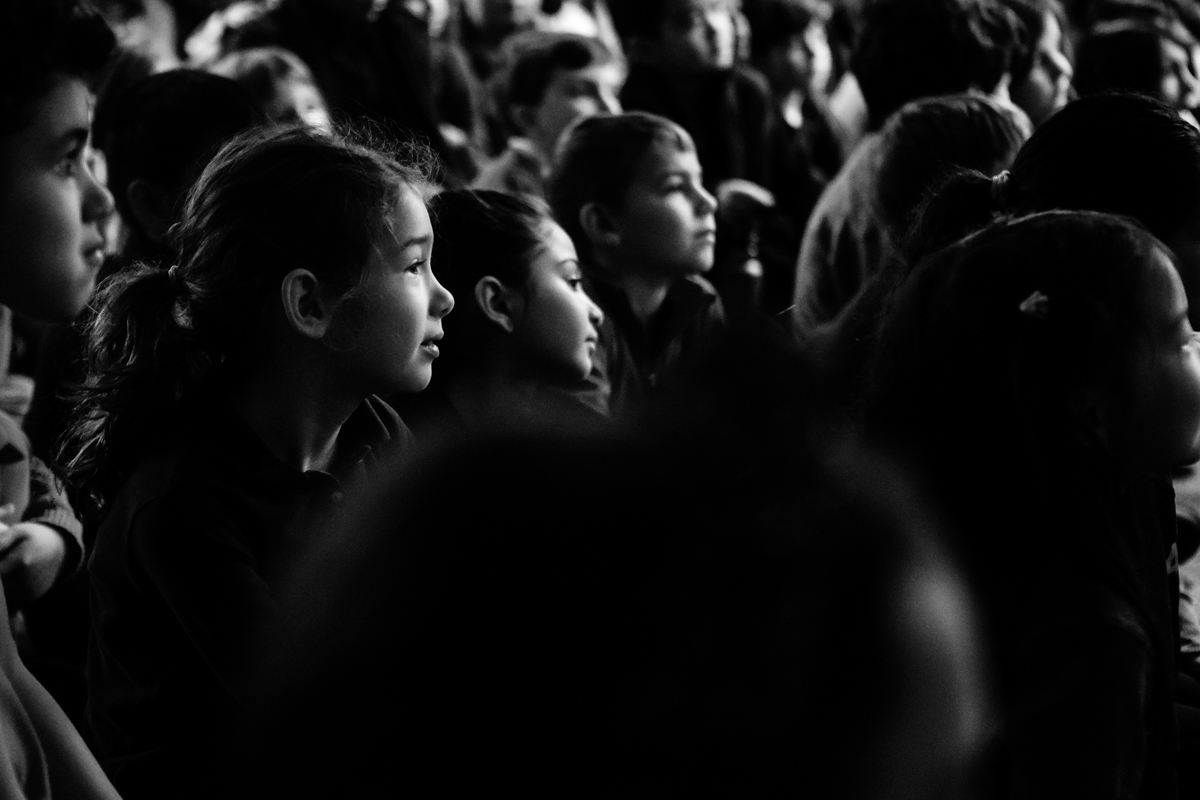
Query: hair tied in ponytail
[
  {"left": 166, "top": 265, "right": 194, "bottom": 329},
  {"left": 990, "top": 170, "right": 1010, "bottom": 208},
  {"left": 167, "top": 264, "right": 185, "bottom": 294},
  {"left": 1018, "top": 289, "right": 1049, "bottom": 319}
]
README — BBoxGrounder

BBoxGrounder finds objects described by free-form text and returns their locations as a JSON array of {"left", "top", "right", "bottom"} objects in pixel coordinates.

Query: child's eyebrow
[
  {"left": 52, "top": 128, "right": 89, "bottom": 154},
  {"left": 398, "top": 233, "right": 433, "bottom": 249}
]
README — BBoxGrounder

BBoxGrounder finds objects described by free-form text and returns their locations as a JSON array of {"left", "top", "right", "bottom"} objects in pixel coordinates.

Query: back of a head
[
  {"left": 0, "top": 0, "right": 114, "bottom": 139},
  {"left": 99, "top": 68, "right": 264, "bottom": 245},
  {"left": 427, "top": 189, "right": 550, "bottom": 379},
  {"left": 908, "top": 93, "right": 1200, "bottom": 263},
  {"left": 867, "top": 211, "right": 1160, "bottom": 492},
  {"left": 1073, "top": 22, "right": 1169, "bottom": 98},
  {"left": 1009, "top": 93, "right": 1200, "bottom": 240},
  {"left": 874, "top": 94, "right": 1027, "bottom": 234},
  {"left": 851, "top": 0, "right": 1018, "bottom": 129},
  {"left": 548, "top": 111, "right": 689, "bottom": 264},
  {"left": 247, "top": 365, "right": 988, "bottom": 797}
]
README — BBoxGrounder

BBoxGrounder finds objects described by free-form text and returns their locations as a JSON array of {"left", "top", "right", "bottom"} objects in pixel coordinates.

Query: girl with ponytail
[
  {"left": 62, "top": 125, "right": 453, "bottom": 798},
  {"left": 866, "top": 211, "right": 1199, "bottom": 797}
]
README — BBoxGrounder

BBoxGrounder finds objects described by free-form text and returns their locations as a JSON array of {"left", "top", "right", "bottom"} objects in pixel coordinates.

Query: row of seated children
[{"left": 7, "top": 1, "right": 1200, "bottom": 799}]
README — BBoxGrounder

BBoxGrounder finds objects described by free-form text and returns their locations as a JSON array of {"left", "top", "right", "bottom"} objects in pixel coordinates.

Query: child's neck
[
  {"left": 225, "top": 354, "right": 359, "bottom": 474},
  {"left": 593, "top": 253, "right": 673, "bottom": 327}
]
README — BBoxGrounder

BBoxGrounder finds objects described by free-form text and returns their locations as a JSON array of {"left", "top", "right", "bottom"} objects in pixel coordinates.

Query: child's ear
[
  {"left": 475, "top": 276, "right": 525, "bottom": 334},
  {"left": 579, "top": 202, "right": 620, "bottom": 248},
  {"left": 126, "top": 179, "right": 176, "bottom": 244},
  {"left": 280, "top": 268, "right": 336, "bottom": 339}
]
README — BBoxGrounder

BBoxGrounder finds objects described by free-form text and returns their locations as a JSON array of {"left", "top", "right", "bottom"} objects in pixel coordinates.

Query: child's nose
[
  {"left": 431, "top": 276, "right": 454, "bottom": 318},
  {"left": 587, "top": 295, "right": 604, "bottom": 327},
  {"left": 695, "top": 184, "right": 718, "bottom": 216},
  {"left": 82, "top": 163, "right": 115, "bottom": 224}
]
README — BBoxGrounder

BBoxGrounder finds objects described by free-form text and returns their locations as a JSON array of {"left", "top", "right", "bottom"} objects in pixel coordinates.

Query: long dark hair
[{"left": 62, "top": 125, "right": 435, "bottom": 517}]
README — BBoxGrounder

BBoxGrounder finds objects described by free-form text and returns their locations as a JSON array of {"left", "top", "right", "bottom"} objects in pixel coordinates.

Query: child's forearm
[{"left": 9, "top": 660, "right": 123, "bottom": 800}]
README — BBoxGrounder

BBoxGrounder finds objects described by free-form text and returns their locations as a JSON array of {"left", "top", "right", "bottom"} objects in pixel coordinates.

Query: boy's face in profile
[
  {"left": 0, "top": 76, "right": 112, "bottom": 323},
  {"left": 656, "top": 0, "right": 736, "bottom": 73},
  {"left": 527, "top": 63, "right": 622, "bottom": 153}
]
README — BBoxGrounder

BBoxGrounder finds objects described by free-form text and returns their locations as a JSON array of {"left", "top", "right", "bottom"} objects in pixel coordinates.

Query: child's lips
[
  {"left": 421, "top": 332, "right": 442, "bottom": 357},
  {"left": 82, "top": 240, "right": 106, "bottom": 271}
]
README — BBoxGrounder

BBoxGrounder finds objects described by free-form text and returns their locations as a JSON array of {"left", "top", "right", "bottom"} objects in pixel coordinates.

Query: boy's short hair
[
  {"left": 0, "top": 0, "right": 115, "bottom": 138},
  {"left": 503, "top": 32, "right": 615, "bottom": 109},
  {"left": 548, "top": 111, "right": 691, "bottom": 261},
  {"left": 851, "top": 0, "right": 1019, "bottom": 129},
  {"left": 97, "top": 69, "right": 263, "bottom": 239}
]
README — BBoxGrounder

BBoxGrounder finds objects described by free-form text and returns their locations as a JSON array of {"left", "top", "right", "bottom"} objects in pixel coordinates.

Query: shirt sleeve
[{"left": 23, "top": 457, "right": 83, "bottom": 577}]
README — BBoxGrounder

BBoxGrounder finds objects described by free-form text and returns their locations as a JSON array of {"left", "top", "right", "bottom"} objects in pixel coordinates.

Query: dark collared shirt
[
  {"left": 86, "top": 395, "right": 408, "bottom": 799},
  {"left": 583, "top": 274, "right": 726, "bottom": 419}
]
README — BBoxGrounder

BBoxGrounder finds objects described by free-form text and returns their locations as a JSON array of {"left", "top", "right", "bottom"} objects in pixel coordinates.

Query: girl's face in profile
[
  {"left": 344, "top": 187, "right": 454, "bottom": 395},
  {"left": 1127, "top": 249, "right": 1200, "bottom": 468},
  {"left": 508, "top": 221, "right": 603, "bottom": 381}
]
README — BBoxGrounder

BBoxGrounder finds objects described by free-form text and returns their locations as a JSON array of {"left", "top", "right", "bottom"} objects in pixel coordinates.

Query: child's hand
[{"left": 0, "top": 522, "right": 66, "bottom": 607}]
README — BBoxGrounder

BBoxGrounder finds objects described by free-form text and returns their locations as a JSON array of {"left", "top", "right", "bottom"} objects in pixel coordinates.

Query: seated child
[
  {"left": 865, "top": 210, "right": 1196, "bottom": 797},
  {"left": 741, "top": 0, "right": 847, "bottom": 313},
  {"left": 209, "top": 45, "right": 331, "bottom": 131},
  {"left": 19, "top": 66, "right": 263, "bottom": 727},
  {"left": 474, "top": 31, "right": 621, "bottom": 198},
  {"left": 0, "top": 0, "right": 123, "bottom": 796},
  {"left": 63, "top": 125, "right": 453, "bottom": 798},
  {"left": 791, "top": 93, "right": 1027, "bottom": 398},
  {"left": 549, "top": 111, "right": 726, "bottom": 416},
  {"left": 402, "top": 189, "right": 606, "bottom": 433}
]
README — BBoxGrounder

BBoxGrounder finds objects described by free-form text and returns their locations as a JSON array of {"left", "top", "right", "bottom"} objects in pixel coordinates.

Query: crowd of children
[{"left": 4, "top": 0, "right": 1200, "bottom": 796}]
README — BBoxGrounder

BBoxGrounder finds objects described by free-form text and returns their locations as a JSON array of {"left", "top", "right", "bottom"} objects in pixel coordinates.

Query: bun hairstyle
[
  {"left": 63, "top": 125, "right": 436, "bottom": 517},
  {"left": 906, "top": 93, "right": 1200, "bottom": 264}
]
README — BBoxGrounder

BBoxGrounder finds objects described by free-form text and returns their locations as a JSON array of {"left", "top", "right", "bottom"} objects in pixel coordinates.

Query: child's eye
[
  {"left": 56, "top": 149, "right": 84, "bottom": 178},
  {"left": 567, "top": 278, "right": 583, "bottom": 290},
  {"left": 405, "top": 260, "right": 427, "bottom": 274}
]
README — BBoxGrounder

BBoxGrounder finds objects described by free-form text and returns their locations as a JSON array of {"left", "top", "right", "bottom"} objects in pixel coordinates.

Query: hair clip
[
  {"left": 1018, "top": 289, "right": 1049, "bottom": 319},
  {"left": 990, "top": 170, "right": 1010, "bottom": 207}
]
